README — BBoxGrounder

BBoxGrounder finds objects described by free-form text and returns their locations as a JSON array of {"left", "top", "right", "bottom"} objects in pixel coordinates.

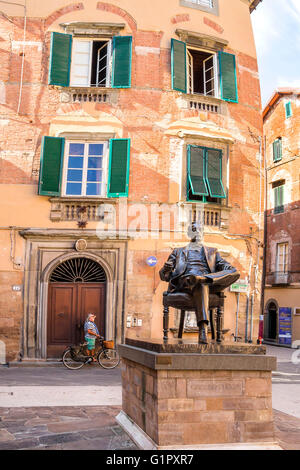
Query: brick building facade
[
  {"left": 263, "top": 88, "right": 300, "bottom": 347},
  {"left": 0, "top": 0, "right": 264, "bottom": 362}
]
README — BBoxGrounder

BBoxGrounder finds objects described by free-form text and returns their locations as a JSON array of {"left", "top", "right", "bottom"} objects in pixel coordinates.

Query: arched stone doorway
[
  {"left": 265, "top": 301, "right": 278, "bottom": 341},
  {"left": 47, "top": 257, "right": 107, "bottom": 358}
]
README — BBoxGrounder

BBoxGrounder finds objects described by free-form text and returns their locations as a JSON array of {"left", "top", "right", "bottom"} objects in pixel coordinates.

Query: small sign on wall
[
  {"left": 146, "top": 256, "right": 157, "bottom": 267},
  {"left": 230, "top": 280, "right": 249, "bottom": 294}
]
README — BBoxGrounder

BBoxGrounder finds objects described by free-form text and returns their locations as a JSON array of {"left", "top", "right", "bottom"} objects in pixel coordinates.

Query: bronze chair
[{"left": 163, "top": 287, "right": 227, "bottom": 343}]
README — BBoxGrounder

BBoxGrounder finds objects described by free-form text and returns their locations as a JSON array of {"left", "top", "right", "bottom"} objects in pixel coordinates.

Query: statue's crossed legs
[{"left": 179, "top": 275, "right": 211, "bottom": 344}]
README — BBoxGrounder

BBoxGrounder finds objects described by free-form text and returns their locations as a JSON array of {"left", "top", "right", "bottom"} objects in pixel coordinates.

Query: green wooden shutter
[
  {"left": 273, "top": 138, "right": 282, "bottom": 162},
  {"left": 107, "top": 139, "right": 130, "bottom": 197},
  {"left": 171, "top": 39, "right": 187, "bottom": 93},
  {"left": 187, "top": 146, "right": 209, "bottom": 198},
  {"left": 218, "top": 51, "right": 238, "bottom": 103},
  {"left": 285, "top": 102, "right": 292, "bottom": 118},
  {"left": 112, "top": 36, "right": 132, "bottom": 88},
  {"left": 274, "top": 185, "right": 284, "bottom": 214},
  {"left": 206, "top": 149, "right": 226, "bottom": 198},
  {"left": 48, "top": 32, "right": 72, "bottom": 87},
  {"left": 38, "top": 136, "right": 65, "bottom": 196}
]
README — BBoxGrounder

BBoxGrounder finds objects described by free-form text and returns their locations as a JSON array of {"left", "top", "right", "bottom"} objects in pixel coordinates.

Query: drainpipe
[
  {"left": 245, "top": 295, "right": 249, "bottom": 342},
  {"left": 235, "top": 292, "right": 240, "bottom": 341},
  {"left": 249, "top": 293, "right": 254, "bottom": 343},
  {"left": 260, "top": 135, "right": 268, "bottom": 341}
]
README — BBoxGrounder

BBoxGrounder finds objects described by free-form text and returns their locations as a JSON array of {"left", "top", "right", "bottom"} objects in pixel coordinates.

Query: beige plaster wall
[{"left": 1, "top": 0, "right": 257, "bottom": 57}]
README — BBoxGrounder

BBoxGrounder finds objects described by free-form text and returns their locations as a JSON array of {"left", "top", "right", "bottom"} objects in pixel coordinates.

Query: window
[
  {"left": 62, "top": 142, "right": 108, "bottom": 197},
  {"left": 186, "top": 0, "right": 214, "bottom": 7},
  {"left": 276, "top": 243, "right": 289, "bottom": 274},
  {"left": 180, "top": 0, "right": 219, "bottom": 15},
  {"left": 273, "top": 138, "right": 282, "bottom": 162},
  {"left": 285, "top": 101, "right": 292, "bottom": 119},
  {"left": 171, "top": 39, "right": 238, "bottom": 102},
  {"left": 187, "top": 145, "right": 226, "bottom": 202},
  {"left": 70, "top": 40, "right": 112, "bottom": 88},
  {"left": 48, "top": 32, "right": 132, "bottom": 89},
  {"left": 187, "top": 48, "right": 218, "bottom": 96},
  {"left": 273, "top": 180, "right": 285, "bottom": 214},
  {"left": 38, "top": 136, "right": 130, "bottom": 198}
]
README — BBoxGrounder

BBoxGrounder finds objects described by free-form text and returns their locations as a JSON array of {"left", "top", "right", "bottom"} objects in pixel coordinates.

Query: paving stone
[
  {"left": 39, "top": 432, "right": 85, "bottom": 446},
  {"left": 47, "top": 416, "right": 115, "bottom": 433},
  {"left": 274, "top": 410, "right": 300, "bottom": 451},
  {"left": 60, "top": 438, "right": 113, "bottom": 450},
  {"left": 13, "top": 425, "right": 49, "bottom": 439},
  {"left": 81, "top": 427, "right": 116, "bottom": 439},
  {"left": 0, "top": 438, "right": 40, "bottom": 450},
  {"left": 0, "top": 429, "right": 15, "bottom": 441}
]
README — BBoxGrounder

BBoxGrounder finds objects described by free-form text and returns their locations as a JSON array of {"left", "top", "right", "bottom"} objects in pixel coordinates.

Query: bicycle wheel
[
  {"left": 97, "top": 348, "right": 120, "bottom": 369},
  {"left": 62, "top": 348, "right": 86, "bottom": 370}
]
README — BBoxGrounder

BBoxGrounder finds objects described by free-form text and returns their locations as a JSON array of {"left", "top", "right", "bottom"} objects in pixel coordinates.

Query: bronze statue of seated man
[{"left": 159, "top": 222, "right": 240, "bottom": 344}]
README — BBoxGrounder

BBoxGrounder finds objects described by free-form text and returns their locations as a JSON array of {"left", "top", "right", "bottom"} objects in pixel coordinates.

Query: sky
[{"left": 251, "top": 0, "right": 300, "bottom": 108}]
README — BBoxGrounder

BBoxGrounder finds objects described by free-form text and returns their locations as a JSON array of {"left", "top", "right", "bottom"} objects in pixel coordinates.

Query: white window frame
[
  {"left": 62, "top": 140, "right": 109, "bottom": 198},
  {"left": 186, "top": 46, "right": 219, "bottom": 98},
  {"left": 180, "top": 0, "right": 219, "bottom": 16},
  {"left": 70, "top": 38, "right": 112, "bottom": 88},
  {"left": 276, "top": 242, "right": 289, "bottom": 274},
  {"left": 185, "top": 0, "right": 214, "bottom": 8}
]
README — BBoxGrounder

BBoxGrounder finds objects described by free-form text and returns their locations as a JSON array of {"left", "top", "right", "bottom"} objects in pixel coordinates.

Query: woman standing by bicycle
[{"left": 84, "top": 313, "right": 101, "bottom": 362}]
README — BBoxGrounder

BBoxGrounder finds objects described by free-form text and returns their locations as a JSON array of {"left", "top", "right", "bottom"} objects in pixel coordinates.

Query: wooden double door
[{"left": 47, "top": 283, "right": 106, "bottom": 358}]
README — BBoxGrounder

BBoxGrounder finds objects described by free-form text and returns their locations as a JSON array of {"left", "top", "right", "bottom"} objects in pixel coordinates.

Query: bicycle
[{"left": 62, "top": 337, "right": 120, "bottom": 370}]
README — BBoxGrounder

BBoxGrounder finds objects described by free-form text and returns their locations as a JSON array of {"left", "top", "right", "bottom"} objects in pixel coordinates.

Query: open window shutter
[
  {"left": 187, "top": 146, "right": 209, "bottom": 197},
  {"left": 38, "top": 137, "right": 65, "bottom": 196},
  {"left": 273, "top": 139, "right": 282, "bottom": 162},
  {"left": 112, "top": 36, "right": 132, "bottom": 88},
  {"left": 171, "top": 39, "right": 187, "bottom": 93},
  {"left": 70, "top": 40, "right": 91, "bottom": 87},
  {"left": 273, "top": 141, "right": 278, "bottom": 161},
  {"left": 218, "top": 51, "right": 238, "bottom": 103},
  {"left": 48, "top": 32, "right": 72, "bottom": 87},
  {"left": 107, "top": 139, "right": 130, "bottom": 197},
  {"left": 285, "top": 102, "right": 292, "bottom": 118},
  {"left": 206, "top": 149, "right": 226, "bottom": 198}
]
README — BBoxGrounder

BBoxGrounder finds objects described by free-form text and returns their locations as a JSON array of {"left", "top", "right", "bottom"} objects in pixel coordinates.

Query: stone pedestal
[{"left": 117, "top": 339, "right": 280, "bottom": 450}]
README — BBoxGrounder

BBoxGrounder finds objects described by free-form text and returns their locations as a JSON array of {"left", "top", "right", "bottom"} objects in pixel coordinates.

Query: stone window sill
[{"left": 59, "top": 87, "right": 119, "bottom": 105}]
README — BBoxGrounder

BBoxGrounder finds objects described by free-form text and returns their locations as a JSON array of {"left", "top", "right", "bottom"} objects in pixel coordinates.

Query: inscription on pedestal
[{"left": 187, "top": 380, "right": 243, "bottom": 397}]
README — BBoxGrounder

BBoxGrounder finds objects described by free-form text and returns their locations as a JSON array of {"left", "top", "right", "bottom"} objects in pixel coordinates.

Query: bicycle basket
[{"left": 103, "top": 340, "right": 114, "bottom": 349}]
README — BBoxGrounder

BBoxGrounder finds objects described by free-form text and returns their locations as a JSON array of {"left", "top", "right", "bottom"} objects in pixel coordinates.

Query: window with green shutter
[
  {"left": 171, "top": 41, "right": 238, "bottom": 102},
  {"left": 273, "top": 181, "right": 285, "bottom": 214},
  {"left": 187, "top": 146, "right": 226, "bottom": 202},
  {"left": 112, "top": 36, "right": 132, "bottom": 88},
  {"left": 49, "top": 33, "right": 133, "bottom": 89},
  {"left": 206, "top": 149, "right": 226, "bottom": 198},
  {"left": 39, "top": 137, "right": 131, "bottom": 199},
  {"left": 285, "top": 101, "right": 292, "bottom": 119},
  {"left": 187, "top": 146, "right": 209, "bottom": 197},
  {"left": 218, "top": 51, "right": 238, "bottom": 103},
  {"left": 38, "top": 137, "right": 65, "bottom": 196},
  {"left": 273, "top": 138, "right": 282, "bottom": 162},
  {"left": 107, "top": 139, "right": 131, "bottom": 197},
  {"left": 49, "top": 32, "right": 72, "bottom": 87},
  {"left": 171, "top": 39, "right": 187, "bottom": 93}
]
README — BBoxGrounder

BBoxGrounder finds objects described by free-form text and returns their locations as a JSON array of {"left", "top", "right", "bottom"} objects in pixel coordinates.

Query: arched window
[{"left": 50, "top": 257, "right": 106, "bottom": 283}]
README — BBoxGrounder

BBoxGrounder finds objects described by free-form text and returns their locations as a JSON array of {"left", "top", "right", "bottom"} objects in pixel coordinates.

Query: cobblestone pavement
[
  {"left": 0, "top": 406, "right": 137, "bottom": 450},
  {"left": 274, "top": 410, "right": 300, "bottom": 450},
  {"left": 0, "top": 405, "right": 299, "bottom": 450},
  {"left": 0, "top": 364, "right": 122, "bottom": 387}
]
